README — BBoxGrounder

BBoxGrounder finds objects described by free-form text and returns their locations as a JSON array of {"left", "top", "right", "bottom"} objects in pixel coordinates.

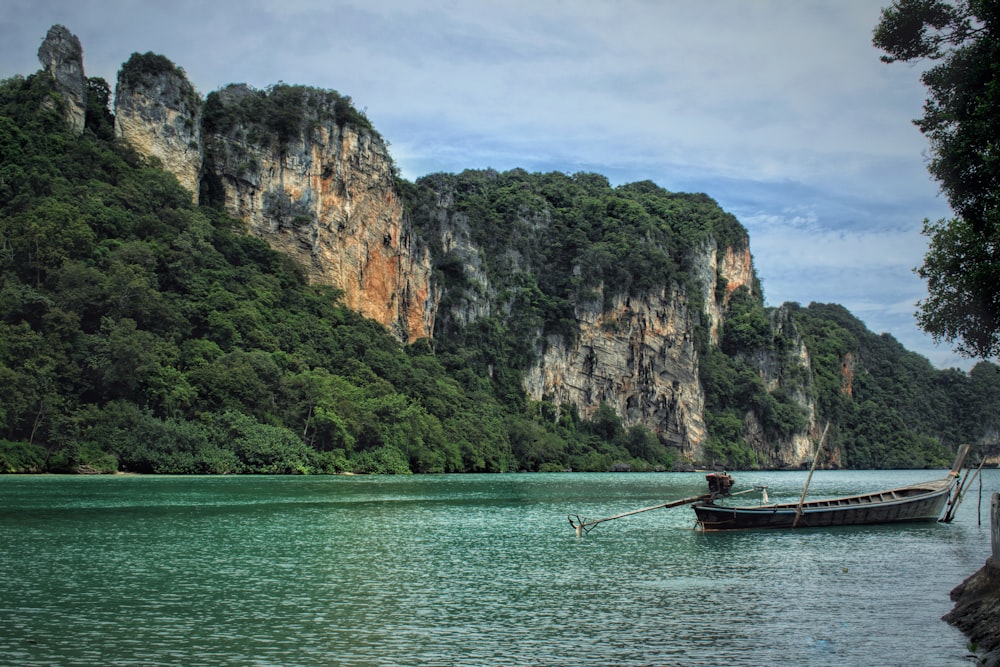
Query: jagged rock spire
[{"left": 37, "top": 24, "right": 87, "bottom": 133}]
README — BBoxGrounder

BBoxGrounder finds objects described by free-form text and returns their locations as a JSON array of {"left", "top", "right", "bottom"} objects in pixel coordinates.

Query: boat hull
[{"left": 693, "top": 480, "right": 954, "bottom": 531}]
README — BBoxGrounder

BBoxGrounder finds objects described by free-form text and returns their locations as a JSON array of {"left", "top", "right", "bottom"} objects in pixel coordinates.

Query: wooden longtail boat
[
  {"left": 568, "top": 446, "right": 973, "bottom": 536},
  {"left": 692, "top": 477, "right": 956, "bottom": 530},
  {"left": 693, "top": 445, "right": 971, "bottom": 531}
]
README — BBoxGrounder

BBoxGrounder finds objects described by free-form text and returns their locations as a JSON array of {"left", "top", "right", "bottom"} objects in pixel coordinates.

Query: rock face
[
  {"left": 702, "top": 242, "right": 755, "bottom": 345},
  {"left": 524, "top": 285, "right": 707, "bottom": 456},
  {"left": 114, "top": 56, "right": 202, "bottom": 203},
  {"left": 108, "top": 67, "right": 434, "bottom": 341},
  {"left": 946, "top": 494, "right": 1000, "bottom": 667},
  {"left": 37, "top": 25, "right": 87, "bottom": 133},
  {"left": 421, "top": 193, "right": 495, "bottom": 328},
  {"left": 945, "top": 557, "right": 1000, "bottom": 667},
  {"left": 203, "top": 85, "right": 435, "bottom": 341},
  {"left": 744, "top": 305, "right": 820, "bottom": 466},
  {"left": 522, "top": 241, "right": 788, "bottom": 461}
]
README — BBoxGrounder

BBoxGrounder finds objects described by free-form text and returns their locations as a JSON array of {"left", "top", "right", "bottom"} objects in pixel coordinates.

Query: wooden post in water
[
  {"left": 793, "top": 422, "right": 829, "bottom": 528},
  {"left": 992, "top": 493, "right": 999, "bottom": 565}
]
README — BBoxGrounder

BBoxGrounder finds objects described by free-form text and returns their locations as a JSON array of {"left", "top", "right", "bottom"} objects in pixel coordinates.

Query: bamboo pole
[
  {"left": 568, "top": 476, "right": 762, "bottom": 536},
  {"left": 569, "top": 494, "right": 708, "bottom": 536},
  {"left": 942, "top": 456, "right": 985, "bottom": 523},
  {"left": 942, "top": 445, "right": 972, "bottom": 522},
  {"left": 793, "top": 422, "right": 830, "bottom": 528}
]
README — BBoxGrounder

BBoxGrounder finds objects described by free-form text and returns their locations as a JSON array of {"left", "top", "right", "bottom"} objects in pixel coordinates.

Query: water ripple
[{"left": 0, "top": 471, "right": 992, "bottom": 666}]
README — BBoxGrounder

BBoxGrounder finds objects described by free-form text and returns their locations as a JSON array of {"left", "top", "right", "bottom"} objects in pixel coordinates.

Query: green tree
[{"left": 874, "top": 0, "right": 1000, "bottom": 358}]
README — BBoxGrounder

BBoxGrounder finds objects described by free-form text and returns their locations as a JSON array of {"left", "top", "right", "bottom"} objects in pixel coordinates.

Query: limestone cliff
[
  {"left": 523, "top": 285, "right": 707, "bottom": 456},
  {"left": 201, "top": 85, "right": 435, "bottom": 341},
  {"left": 16, "top": 25, "right": 997, "bottom": 472},
  {"left": 701, "top": 242, "right": 755, "bottom": 345},
  {"left": 37, "top": 25, "right": 87, "bottom": 133},
  {"left": 114, "top": 54, "right": 202, "bottom": 203},
  {"left": 427, "top": 210, "right": 496, "bottom": 327},
  {"left": 742, "top": 305, "right": 821, "bottom": 466},
  {"left": 108, "top": 62, "right": 434, "bottom": 340},
  {"left": 412, "top": 170, "right": 776, "bottom": 461},
  {"left": 521, "top": 239, "right": 804, "bottom": 463}
]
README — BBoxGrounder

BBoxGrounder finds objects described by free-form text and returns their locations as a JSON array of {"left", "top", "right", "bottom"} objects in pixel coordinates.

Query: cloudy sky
[{"left": 1, "top": 0, "right": 972, "bottom": 369}]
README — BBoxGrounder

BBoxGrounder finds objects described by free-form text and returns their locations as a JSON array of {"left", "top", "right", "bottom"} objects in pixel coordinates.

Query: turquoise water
[{"left": 0, "top": 469, "right": 995, "bottom": 666}]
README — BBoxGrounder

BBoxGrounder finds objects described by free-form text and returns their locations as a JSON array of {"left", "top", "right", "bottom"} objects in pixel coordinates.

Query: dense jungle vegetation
[
  {"left": 0, "top": 70, "right": 685, "bottom": 474},
  {"left": 1, "top": 67, "right": 998, "bottom": 474}
]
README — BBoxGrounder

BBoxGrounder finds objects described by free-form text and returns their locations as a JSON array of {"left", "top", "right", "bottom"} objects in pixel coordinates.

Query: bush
[
  {"left": 48, "top": 441, "right": 119, "bottom": 474},
  {"left": 0, "top": 439, "right": 47, "bottom": 472},
  {"left": 350, "top": 446, "right": 411, "bottom": 474},
  {"left": 118, "top": 52, "right": 181, "bottom": 89}
]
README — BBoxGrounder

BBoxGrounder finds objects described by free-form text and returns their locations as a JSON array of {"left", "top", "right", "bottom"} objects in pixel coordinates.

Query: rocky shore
[
  {"left": 945, "top": 558, "right": 1000, "bottom": 666},
  {"left": 945, "top": 492, "right": 1000, "bottom": 666}
]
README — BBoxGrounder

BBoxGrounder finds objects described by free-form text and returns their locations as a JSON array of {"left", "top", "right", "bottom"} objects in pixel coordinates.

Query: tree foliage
[
  {"left": 874, "top": 0, "right": 1000, "bottom": 358},
  {"left": 788, "top": 303, "right": 993, "bottom": 468},
  {"left": 118, "top": 52, "right": 183, "bottom": 90},
  {"left": 202, "top": 83, "right": 374, "bottom": 147}
]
